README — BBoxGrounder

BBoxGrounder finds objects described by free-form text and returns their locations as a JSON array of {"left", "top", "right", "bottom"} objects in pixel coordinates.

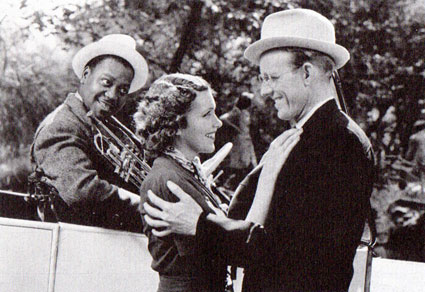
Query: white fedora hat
[
  {"left": 72, "top": 34, "right": 149, "bottom": 93},
  {"left": 244, "top": 9, "right": 350, "bottom": 69}
]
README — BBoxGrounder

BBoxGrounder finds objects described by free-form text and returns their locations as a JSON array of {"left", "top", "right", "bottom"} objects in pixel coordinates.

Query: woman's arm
[{"left": 245, "top": 128, "right": 302, "bottom": 224}]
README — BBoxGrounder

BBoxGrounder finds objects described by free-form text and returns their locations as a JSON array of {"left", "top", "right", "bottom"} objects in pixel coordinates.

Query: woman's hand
[
  {"left": 246, "top": 128, "right": 302, "bottom": 224},
  {"left": 260, "top": 128, "right": 302, "bottom": 177}
]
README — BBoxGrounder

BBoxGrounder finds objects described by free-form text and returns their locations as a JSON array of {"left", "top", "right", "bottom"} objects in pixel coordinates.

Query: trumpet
[{"left": 87, "top": 112, "right": 151, "bottom": 189}]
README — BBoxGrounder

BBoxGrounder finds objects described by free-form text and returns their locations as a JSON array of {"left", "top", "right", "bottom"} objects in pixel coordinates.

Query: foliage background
[{"left": 1, "top": 0, "right": 425, "bottom": 259}]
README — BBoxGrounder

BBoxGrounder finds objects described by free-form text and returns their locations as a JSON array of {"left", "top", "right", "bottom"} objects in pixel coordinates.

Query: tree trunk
[
  {"left": 124, "top": 0, "right": 144, "bottom": 10},
  {"left": 169, "top": 0, "right": 203, "bottom": 73}
]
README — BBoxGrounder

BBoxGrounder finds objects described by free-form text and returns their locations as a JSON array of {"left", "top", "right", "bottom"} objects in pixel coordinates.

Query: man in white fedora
[
  {"left": 141, "top": 8, "right": 376, "bottom": 291},
  {"left": 30, "top": 34, "right": 148, "bottom": 231}
]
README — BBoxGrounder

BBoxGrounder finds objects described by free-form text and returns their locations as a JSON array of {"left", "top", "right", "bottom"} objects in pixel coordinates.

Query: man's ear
[
  {"left": 302, "top": 63, "right": 314, "bottom": 85},
  {"left": 80, "top": 66, "right": 91, "bottom": 84}
]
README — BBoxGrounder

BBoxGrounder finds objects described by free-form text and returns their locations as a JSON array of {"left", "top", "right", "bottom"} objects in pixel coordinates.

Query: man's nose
[
  {"left": 105, "top": 87, "right": 118, "bottom": 100},
  {"left": 260, "top": 83, "right": 273, "bottom": 100}
]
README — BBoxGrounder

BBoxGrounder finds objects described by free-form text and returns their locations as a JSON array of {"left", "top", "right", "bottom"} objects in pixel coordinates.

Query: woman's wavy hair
[{"left": 134, "top": 73, "right": 211, "bottom": 159}]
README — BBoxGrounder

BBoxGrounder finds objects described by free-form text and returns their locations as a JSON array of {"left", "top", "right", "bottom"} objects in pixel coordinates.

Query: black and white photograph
[{"left": 1, "top": 1, "right": 425, "bottom": 291}]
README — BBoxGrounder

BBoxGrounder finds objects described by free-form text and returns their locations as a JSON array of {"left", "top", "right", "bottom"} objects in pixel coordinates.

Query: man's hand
[
  {"left": 117, "top": 188, "right": 140, "bottom": 206},
  {"left": 206, "top": 213, "right": 252, "bottom": 232},
  {"left": 143, "top": 181, "right": 203, "bottom": 237}
]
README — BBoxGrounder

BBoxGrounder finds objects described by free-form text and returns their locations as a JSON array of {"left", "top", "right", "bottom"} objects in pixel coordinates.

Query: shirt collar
[
  {"left": 165, "top": 148, "right": 209, "bottom": 187},
  {"left": 165, "top": 147, "right": 196, "bottom": 172},
  {"left": 291, "top": 97, "right": 335, "bottom": 129}
]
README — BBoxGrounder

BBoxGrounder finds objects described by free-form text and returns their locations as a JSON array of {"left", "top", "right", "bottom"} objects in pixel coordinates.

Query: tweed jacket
[
  {"left": 31, "top": 93, "right": 141, "bottom": 230},
  {"left": 221, "top": 100, "right": 375, "bottom": 292}
]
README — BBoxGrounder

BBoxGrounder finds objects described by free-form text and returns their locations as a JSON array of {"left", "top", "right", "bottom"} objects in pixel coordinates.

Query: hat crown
[
  {"left": 97, "top": 34, "right": 137, "bottom": 49},
  {"left": 261, "top": 9, "right": 336, "bottom": 44},
  {"left": 72, "top": 33, "right": 148, "bottom": 93},
  {"left": 244, "top": 9, "right": 350, "bottom": 69}
]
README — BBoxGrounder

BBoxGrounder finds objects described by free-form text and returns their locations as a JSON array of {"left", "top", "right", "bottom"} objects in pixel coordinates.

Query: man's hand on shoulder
[{"left": 142, "top": 181, "right": 203, "bottom": 237}]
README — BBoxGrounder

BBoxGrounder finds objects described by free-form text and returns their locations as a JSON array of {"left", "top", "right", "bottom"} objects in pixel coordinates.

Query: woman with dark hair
[{"left": 134, "top": 73, "right": 228, "bottom": 292}]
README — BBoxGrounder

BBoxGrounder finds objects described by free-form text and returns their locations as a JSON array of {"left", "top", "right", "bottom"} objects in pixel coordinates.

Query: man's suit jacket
[{"left": 229, "top": 100, "right": 376, "bottom": 292}]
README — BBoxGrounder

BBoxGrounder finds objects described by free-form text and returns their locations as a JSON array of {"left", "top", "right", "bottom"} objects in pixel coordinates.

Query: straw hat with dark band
[
  {"left": 244, "top": 9, "right": 350, "bottom": 69},
  {"left": 72, "top": 34, "right": 149, "bottom": 93}
]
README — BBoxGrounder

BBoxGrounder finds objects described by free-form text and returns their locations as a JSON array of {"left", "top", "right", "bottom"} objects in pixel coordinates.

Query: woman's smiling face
[{"left": 174, "top": 89, "right": 223, "bottom": 160}]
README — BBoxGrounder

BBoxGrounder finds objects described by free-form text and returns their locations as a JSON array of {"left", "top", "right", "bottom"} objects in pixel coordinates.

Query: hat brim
[
  {"left": 244, "top": 36, "right": 350, "bottom": 69},
  {"left": 72, "top": 41, "right": 148, "bottom": 93}
]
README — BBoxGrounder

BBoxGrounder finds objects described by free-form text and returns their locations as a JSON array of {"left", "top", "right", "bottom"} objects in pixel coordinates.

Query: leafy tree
[
  {"left": 1, "top": 0, "right": 425, "bottom": 192},
  {"left": 0, "top": 19, "right": 76, "bottom": 157}
]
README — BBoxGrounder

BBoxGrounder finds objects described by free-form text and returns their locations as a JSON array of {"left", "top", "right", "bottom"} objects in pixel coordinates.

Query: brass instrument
[
  {"left": 87, "top": 112, "right": 234, "bottom": 208},
  {"left": 87, "top": 112, "right": 151, "bottom": 189}
]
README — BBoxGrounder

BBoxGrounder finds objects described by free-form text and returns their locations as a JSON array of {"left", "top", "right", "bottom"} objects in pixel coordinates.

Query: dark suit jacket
[{"left": 228, "top": 100, "right": 375, "bottom": 292}]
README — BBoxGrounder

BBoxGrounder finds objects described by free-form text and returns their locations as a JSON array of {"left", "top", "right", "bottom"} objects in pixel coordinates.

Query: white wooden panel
[
  {"left": 53, "top": 223, "right": 158, "bottom": 292},
  {"left": 233, "top": 267, "right": 244, "bottom": 292},
  {"left": 3, "top": 217, "right": 425, "bottom": 292},
  {"left": 370, "top": 257, "right": 425, "bottom": 292},
  {"left": 349, "top": 246, "right": 368, "bottom": 292},
  {"left": 0, "top": 218, "right": 56, "bottom": 292}
]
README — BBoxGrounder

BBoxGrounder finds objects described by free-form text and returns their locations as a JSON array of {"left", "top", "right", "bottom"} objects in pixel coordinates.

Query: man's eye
[
  {"left": 119, "top": 87, "right": 129, "bottom": 95},
  {"left": 258, "top": 75, "right": 279, "bottom": 83},
  {"left": 203, "top": 111, "right": 211, "bottom": 117},
  {"left": 101, "top": 79, "right": 111, "bottom": 86}
]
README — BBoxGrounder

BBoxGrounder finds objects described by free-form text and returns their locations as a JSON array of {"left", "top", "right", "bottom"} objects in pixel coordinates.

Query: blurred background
[{"left": 1, "top": 0, "right": 425, "bottom": 262}]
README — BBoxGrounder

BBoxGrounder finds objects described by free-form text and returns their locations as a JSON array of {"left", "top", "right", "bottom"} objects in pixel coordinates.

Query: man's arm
[
  {"left": 33, "top": 119, "right": 139, "bottom": 207},
  {"left": 143, "top": 128, "right": 302, "bottom": 233},
  {"left": 143, "top": 182, "right": 262, "bottom": 267}
]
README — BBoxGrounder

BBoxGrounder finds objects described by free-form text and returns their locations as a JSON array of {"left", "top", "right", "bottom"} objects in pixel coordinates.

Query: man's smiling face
[
  {"left": 259, "top": 49, "right": 309, "bottom": 123},
  {"left": 80, "top": 57, "right": 134, "bottom": 119}
]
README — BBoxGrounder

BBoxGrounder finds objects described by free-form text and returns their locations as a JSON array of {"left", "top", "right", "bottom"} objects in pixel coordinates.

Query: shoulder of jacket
[
  {"left": 36, "top": 104, "right": 65, "bottom": 132},
  {"left": 334, "top": 111, "right": 374, "bottom": 161},
  {"left": 152, "top": 158, "right": 183, "bottom": 180},
  {"left": 38, "top": 102, "right": 89, "bottom": 136},
  {"left": 142, "top": 158, "right": 180, "bottom": 186}
]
